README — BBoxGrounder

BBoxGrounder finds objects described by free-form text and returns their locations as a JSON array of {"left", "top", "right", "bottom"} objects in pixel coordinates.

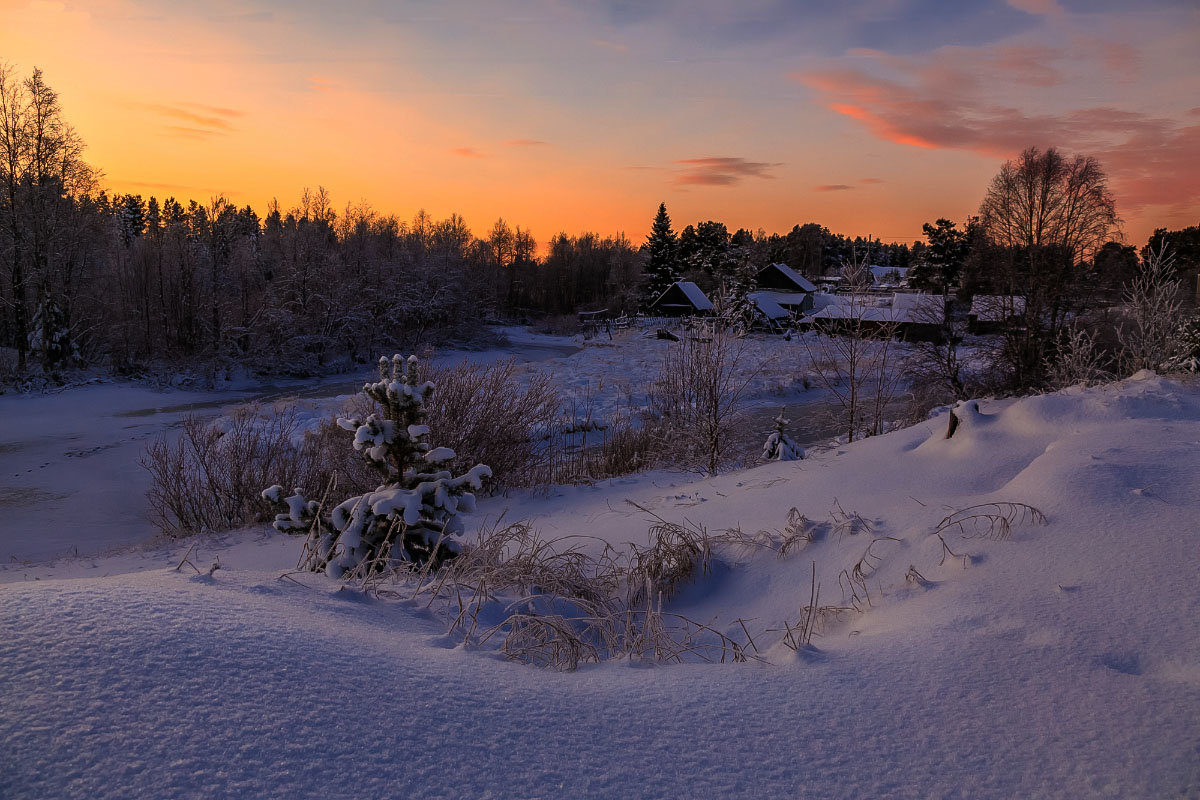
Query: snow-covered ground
[
  {"left": 3, "top": 370, "right": 1198, "bottom": 798},
  {"left": 0, "top": 326, "right": 818, "bottom": 563},
  {"left": 0, "top": 330, "right": 581, "bottom": 563}
]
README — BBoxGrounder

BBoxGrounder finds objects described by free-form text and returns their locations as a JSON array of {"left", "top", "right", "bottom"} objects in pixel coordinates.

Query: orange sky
[{"left": 2, "top": 0, "right": 1198, "bottom": 248}]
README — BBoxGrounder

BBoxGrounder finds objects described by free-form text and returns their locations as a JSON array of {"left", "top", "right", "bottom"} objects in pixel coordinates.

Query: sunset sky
[{"left": 2, "top": 0, "right": 1197, "bottom": 248}]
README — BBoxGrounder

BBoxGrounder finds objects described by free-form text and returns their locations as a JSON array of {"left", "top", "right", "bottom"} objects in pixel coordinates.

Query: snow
[
  {"left": 869, "top": 264, "right": 908, "bottom": 282},
  {"left": 3, "top": 370, "right": 1199, "bottom": 797},
  {"left": 748, "top": 290, "right": 791, "bottom": 320},
  {"left": 805, "top": 292, "right": 942, "bottom": 324}
]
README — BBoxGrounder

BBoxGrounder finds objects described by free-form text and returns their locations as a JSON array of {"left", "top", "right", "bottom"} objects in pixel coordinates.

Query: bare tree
[
  {"left": 649, "top": 325, "right": 761, "bottom": 474},
  {"left": 977, "top": 146, "right": 1120, "bottom": 388},
  {"left": 803, "top": 267, "right": 904, "bottom": 442}
]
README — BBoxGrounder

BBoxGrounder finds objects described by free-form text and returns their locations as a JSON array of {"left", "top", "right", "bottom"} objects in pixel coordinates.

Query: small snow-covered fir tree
[
  {"left": 762, "top": 408, "right": 803, "bottom": 461},
  {"left": 264, "top": 354, "right": 491, "bottom": 577}
]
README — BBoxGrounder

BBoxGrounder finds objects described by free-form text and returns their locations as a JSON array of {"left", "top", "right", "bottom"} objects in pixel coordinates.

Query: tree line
[{"left": 2, "top": 64, "right": 1196, "bottom": 391}]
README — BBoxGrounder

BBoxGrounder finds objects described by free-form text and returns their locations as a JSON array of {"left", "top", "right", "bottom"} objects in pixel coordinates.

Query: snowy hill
[{"left": 3, "top": 372, "right": 1199, "bottom": 798}]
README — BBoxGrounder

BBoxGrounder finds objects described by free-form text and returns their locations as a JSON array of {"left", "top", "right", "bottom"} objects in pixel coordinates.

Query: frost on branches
[
  {"left": 264, "top": 354, "right": 491, "bottom": 577},
  {"left": 1161, "top": 315, "right": 1200, "bottom": 373},
  {"left": 762, "top": 408, "right": 803, "bottom": 462}
]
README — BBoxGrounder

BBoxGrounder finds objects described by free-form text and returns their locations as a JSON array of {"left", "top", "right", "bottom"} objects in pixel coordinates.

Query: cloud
[
  {"left": 118, "top": 180, "right": 197, "bottom": 192},
  {"left": 504, "top": 138, "right": 548, "bottom": 147},
  {"left": 673, "top": 157, "right": 781, "bottom": 186},
  {"left": 307, "top": 77, "right": 332, "bottom": 92},
  {"left": 137, "top": 103, "right": 243, "bottom": 138},
  {"left": 162, "top": 126, "right": 222, "bottom": 140},
  {"left": 815, "top": 184, "right": 854, "bottom": 192},
  {"left": 860, "top": 177, "right": 885, "bottom": 184},
  {"left": 450, "top": 146, "right": 485, "bottom": 158},
  {"left": 795, "top": 52, "right": 1200, "bottom": 211},
  {"left": 1006, "top": 0, "right": 1065, "bottom": 15},
  {"left": 593, "top": 39, "right": 628, "bottom": 52}
]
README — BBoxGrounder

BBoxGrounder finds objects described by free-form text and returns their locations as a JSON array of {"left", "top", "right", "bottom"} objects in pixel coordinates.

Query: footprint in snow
[{"left": 1100, "top": 652, "right": 1143, "bottom": 676}]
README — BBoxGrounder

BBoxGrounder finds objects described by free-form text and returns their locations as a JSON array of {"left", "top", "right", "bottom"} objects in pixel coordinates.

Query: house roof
[
  {"left": 890, "top": 292, "right": 943, "bottom": 320},
  {"left": 651, "top": 280, "right": 714, "bottom": 312},
  {"left": 758, "top": 263, "right": 816, "bottom": 293},
  {"left": 748, "top": 292, "right": 791, "bottom": 320},
  {"left": 807, "top": 302, "right": 906, "bottom": 323},
  {"left": 752, "top": 290, "right": 808, "bottom": 308},
  {"left": 803, "top": 292, "right": 942, "bottom": 324},
  {"left": 869, "top": 265, "right": 908, "bottom": 282}
]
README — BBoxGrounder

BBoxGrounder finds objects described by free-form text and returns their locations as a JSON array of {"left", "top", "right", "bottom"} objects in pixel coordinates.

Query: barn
[
  {"left": 648, "top": 281, "right": 715, "bottom": 316},
  {"left": 755, "top": 263, "right": 816, "bottom": 313}
]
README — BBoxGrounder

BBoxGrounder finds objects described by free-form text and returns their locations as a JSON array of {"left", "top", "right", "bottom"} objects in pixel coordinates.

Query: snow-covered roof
[
  {"left": 651, "top": 281, "right": 714, "bottom": 312},
  {"left": 751, "top": 290, "right": 808, "bottom": 308},
  {"left": 969, "top": 295, "right": 1026, "bottom": 321},
  {"left": 748, "top": 292, "right": 790, "bottom": 320},
  {"left": 807, "top": 303, "right": 906, "bottom": 323},
  {"left": 809, "top": 292, "right": 852, "bottom": 313},
  {"left": 675, "top": 281, "right": 713, "bottom": 311},
  {"left": 803, "top": 292, "right": 942, "bottom": 324},
  {"left": 869, "top": 265, "right": 908, "bottom": 282},
  {"left": 890, "top": 293, "right": 944, "bottom": 321},
  {"left": 758, "top": 263, "right": 816, "bottom": 293}
]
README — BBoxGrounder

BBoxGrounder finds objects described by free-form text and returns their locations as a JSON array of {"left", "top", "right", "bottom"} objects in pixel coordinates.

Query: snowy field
[{"left": 2, "top": 365, "right": 1199, "bottom": 798}]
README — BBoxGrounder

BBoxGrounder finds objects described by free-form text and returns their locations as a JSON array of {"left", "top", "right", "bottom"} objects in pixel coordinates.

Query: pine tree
[
  {"left": 642, "top": 202, "right": 679, "bottom": 309},
  {"left": 762, "top": 408, "right": 803, "bottom": 461},
  {"left": 908, "top": 218, "right": 970, "bottom": 296},
  {"left": 264, "top": 354, "right": 492, "bottom": 577}
]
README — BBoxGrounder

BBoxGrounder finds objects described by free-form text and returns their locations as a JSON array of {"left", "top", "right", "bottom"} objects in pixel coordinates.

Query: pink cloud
[
  {"left": 795, "top": 57, "right": 1200, "bottom": 212},
  {"left": 1006, "top": 0, "right": 1064, "bottom": 15},
  {"left": 673, "top": 157, "right": 781, "bottom": 186}
]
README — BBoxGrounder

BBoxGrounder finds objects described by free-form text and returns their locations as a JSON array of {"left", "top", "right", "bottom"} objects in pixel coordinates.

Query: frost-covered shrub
[
  {"left": 1118, "top": 244, "right": 1185, "bottom": 375},
  {"left": 762, "top": 408, "right": 803, "bottom": 462},
  {"left": 1047, "top": 323, "right": 1109, "bottom": 389},
  {"left": 143, "top": 404, "right": 313, "bottom": 537},
  {"left": 649, "top": 328, "right": 760, "bottom": 474},
  {"left": 1160, "top": 314, "right": 1200, "bottom": 374},
  {"left": 264, "top": 354, "right": 491, "bottom": 576}
]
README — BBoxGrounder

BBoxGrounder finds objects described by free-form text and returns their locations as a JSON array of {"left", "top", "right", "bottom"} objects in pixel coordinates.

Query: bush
[
  {"left": 648, "top": 327, "right": 760, "bottom": 473},
  {"left": 143, "top": 404, "right": 314, "bottom": 536}
]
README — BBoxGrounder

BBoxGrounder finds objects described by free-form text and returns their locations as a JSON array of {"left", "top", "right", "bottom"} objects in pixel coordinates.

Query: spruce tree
[
  {"left": 264, "top": 354, "right": 492, "bottom": 577},
  {"left": 762, "top": 408, "right": 803, "bottom": 462},
  {"left": 642, "top": 202, "right": 679, "bottom": 309},
  {"left": 909, "top": 218, "right": 970, "bottom": 295}
]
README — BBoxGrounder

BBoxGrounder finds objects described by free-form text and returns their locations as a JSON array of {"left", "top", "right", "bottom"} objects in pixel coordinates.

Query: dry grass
[
  {"left": 357, "top": 514, "right": 772, "bottom": 670},
  {"left": 934, "top": 502, "right": 1047, "bottom": 541}
]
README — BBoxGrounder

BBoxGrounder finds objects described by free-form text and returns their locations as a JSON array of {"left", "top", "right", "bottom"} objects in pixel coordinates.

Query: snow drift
[{"left": 2, "top": 372, "right": 1199, "bottom": 798}]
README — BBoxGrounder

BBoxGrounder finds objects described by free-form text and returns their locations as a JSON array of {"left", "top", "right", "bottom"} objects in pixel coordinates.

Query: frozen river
[
  {"left": 0, "top": 338, "right": 582, "bottom": 564},
  {"left": 0, "top": 329, "right": 868, "bottom": 565}
]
